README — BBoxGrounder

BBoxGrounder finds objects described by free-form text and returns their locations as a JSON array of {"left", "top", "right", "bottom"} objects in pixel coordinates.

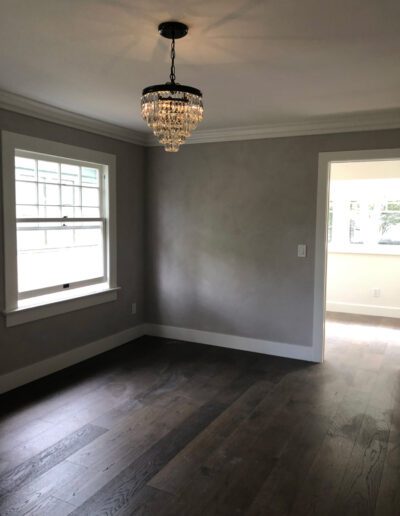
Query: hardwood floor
[{"left": 1, "top": 318, "right": 399, "bottom": 515}]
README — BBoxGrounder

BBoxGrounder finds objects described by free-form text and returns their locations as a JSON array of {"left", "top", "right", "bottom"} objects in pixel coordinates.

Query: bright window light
[
  {"left": 329, "top": 177, "right": 400, "bottom": 253},
  {"left": 14, "top": 152, "right": 107, "bottom": 300}
]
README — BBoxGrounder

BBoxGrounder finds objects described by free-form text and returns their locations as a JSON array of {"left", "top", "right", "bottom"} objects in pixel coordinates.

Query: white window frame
[{"left": 2, "top": 131, "right": 118, "bottom": 326}]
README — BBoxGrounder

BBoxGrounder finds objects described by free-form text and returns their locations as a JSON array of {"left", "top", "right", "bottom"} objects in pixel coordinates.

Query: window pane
[
  {"left": 82, "top": 207, "right": 100, "bottom": 218},
  {"left": 16, "top": 205, "right": 38, "bottom": 218},
  {"left": 39, "top": 184, "right": 60, "bottom": 205},
  {"left": 387, "top": 201, "right": 400, "bottom": 211},
  {"left": 46, "top": 227, "right": 74, "bottom": 247},
  {"left": 15, "top": 157, "right": 36, "bottom": 181},
  {"left": 61, "top": 164, "right": 80, "bottom": 185},
  {"left": 75, "top": 227, "right": 101, "bottom": 245},
  {"left": 61, "top": 185, "right": 75, "bottom": 206},
  {"left": 17, "top": 222, "right": 104, "bottom": 292},
  {"left": 82, "top": 187, "right": 99, "bottom": 207},
  {"left": 38, "top": 160, "right": 60, "bottom": 183},
  {"left": 81, "top": 167, "right": 99, "bottom": 187},
  {"left": 38, "top": 206, "right": 61, "bottom": 217},
  {"left": 45, "top": 206, "right": 61, "bottom": 217},
  {"left": 61, "top": 206, "right": 74, "bottom": 218},
  {"left": 379, "top": 201, "right": 400, "bottom": 245},
  {"left": 328, "top": 201, "right": 333, "bottom": 243},
  {"left": 349, "top": 201, "right": 363, "bottom": 244},
  {"left": 16, "top": 181, "right": 37, "bottom": 205},
  {"left": 18, "top": 228, "right": 46, "bottom": 251},
  {"left": 74, "top": 187, "right": 81, "bottom": 206}
]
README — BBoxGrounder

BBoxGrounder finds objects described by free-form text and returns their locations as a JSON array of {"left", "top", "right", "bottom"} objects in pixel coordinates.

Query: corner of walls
[{"left": 0, "top": 324, "right": 147, "bottom": 394}]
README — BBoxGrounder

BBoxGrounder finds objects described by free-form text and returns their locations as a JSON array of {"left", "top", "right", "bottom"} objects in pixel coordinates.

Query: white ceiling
[{"left": 0, "top": 0, "right": 400, "bottom": 133}]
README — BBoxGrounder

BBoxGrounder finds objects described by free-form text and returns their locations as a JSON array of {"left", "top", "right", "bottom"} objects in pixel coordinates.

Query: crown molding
[
  {"left": 1, "top": 89, "right": 400, "bottom": 148},
  {"left": 0, "top": 89, "right": 148, "bottom": 146},
  {"left": 147, "top": 108, "right": 400, "bottom": 146}
]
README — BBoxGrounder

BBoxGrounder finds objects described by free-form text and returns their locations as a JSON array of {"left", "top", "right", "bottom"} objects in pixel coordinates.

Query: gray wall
[
  {"left": 2, "top": 109, "right": 400, "bottom": 376},
  {"left": 0, "top": 109, "right": 145, "bottom": 374},
  {"left": 145, "top": 129, "right": 400, "bottom": 347}
]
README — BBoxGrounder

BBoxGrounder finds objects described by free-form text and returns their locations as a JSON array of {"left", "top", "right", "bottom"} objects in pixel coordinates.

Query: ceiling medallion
[{"left": 141, "top": 21, "right": 204, "bottom": 152}]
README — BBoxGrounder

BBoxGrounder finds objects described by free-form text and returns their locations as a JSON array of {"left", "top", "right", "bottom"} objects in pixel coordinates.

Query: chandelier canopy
[{"left": 141, "top": 21, "right": 204, "bottom": 152}]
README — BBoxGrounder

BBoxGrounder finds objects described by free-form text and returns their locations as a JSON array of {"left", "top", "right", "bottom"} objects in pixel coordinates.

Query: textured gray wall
[
  {"left": 145, "top": 129, "right": 400, "bottom": 347},
  {"left": 0, "top": 109, "right": 145, "bottom": 374},
  {"left": 2, "top": 111, "right": 400, "bottom": 376}
]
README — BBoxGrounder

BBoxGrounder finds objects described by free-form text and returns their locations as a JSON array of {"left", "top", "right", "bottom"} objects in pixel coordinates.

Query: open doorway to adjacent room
[{"left": 314, "top": 150, "right": 400, "bottom": 362}]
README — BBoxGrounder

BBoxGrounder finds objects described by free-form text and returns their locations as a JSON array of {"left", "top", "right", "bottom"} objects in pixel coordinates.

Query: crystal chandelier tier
[{"left": 141, "top": 21, "right": 204, "bottom": 152}]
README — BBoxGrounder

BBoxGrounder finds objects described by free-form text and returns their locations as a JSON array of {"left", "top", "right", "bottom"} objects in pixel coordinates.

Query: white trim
[
  {"left": 3, "top": 130, "right": 118, "bottom": 167},
  {"left": 0, "top": 323, "right": 316, "bottom": 394},
  {"left": 328, "top": 247, "right": 400, "bottom": 256},
  {"left": 0, "top": 325, "right": 146, "bottom": 394},
  {"left": 104, "top": 155, "right": 117, "bottom": 290},
  {"left": 1, "top": 131, "right": 118, "bottom": 322},
  {"left": 0, "top": 89, "right": 147, "bottom": 146},
  {"left": 2, "top": 132, "right": 18, "bottom": 311},
  {"left": 145, "top": 324, "right": 316, "bottom": 363},
  {"left": 327, "top": 301, "right": 400, "bottom": 319},
  {"left": 313, "top": 148, "right": 400, "bottom": 363},
  {"left": 4, "top": 286, "right": 120, "bottom": 327},
  {"left": 147, "top": 108, "right": 400, "bottom": 146},
  {"left": 1, "top": 89, "right": 400, "bottom": 147}
]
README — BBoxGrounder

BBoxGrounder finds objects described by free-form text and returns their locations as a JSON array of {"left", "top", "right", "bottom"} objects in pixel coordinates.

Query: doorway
[{"left": 313, "top": 149, "right": 400, "bottom": 362}]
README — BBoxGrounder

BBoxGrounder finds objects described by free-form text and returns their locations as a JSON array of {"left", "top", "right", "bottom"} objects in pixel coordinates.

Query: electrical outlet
[
  {"left": 131, "top": 303, "right": 137, "bottom": 315},
  {"left": 372, "top": 288, "right": 380, "bottom": 298}
]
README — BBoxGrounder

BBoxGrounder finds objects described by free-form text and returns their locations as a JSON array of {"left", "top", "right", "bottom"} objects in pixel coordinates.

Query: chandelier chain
[{"left": 170, "top": 37, "right": 176, "bottom": 83}]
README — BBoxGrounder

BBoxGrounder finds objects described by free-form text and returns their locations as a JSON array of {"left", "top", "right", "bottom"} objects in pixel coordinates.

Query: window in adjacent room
[{"left": 328, "top": 177, "right": 400, "bottom": 254}]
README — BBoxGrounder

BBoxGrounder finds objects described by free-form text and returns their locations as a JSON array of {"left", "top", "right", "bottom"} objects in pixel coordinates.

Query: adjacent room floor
[{"left": 0, "top": 316, "right": 399, "bottom": 515}]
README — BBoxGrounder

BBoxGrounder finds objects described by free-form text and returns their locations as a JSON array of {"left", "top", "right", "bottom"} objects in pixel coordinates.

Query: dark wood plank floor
[{"left": 1, "top": 317, "right": 399, "bottom": 515}]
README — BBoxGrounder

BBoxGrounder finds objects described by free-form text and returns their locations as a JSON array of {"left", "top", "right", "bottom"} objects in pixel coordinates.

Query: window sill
[
  {"left": 328, "top": 246, "right": 400, "bottom": 256},
  {"left": 3, "top": 284, "right": 120, "bottom": 327}
]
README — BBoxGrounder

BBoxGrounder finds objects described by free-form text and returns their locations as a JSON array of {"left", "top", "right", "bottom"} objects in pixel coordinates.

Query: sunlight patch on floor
[{"left": 325, "top": 319, "right": 400, "bottom": 347}]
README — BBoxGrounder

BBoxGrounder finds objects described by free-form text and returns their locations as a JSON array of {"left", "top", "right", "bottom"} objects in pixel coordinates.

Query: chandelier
[{"left": 141, "top": 21, "right": 204, "bottom": 152}]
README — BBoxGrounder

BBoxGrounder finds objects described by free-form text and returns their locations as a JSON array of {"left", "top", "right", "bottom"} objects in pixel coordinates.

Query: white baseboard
[
  {"left": 327, "top": 301, "right": 400, "bottom": 319},
  {"left": 0, "top": 324, "right": 147, "bottom": 394},
  {"left": 145, "top": 324, "right": 317, "bottom": 363},
  {"left": 0, "top": 323, "right": 318, "bottom": 395}
]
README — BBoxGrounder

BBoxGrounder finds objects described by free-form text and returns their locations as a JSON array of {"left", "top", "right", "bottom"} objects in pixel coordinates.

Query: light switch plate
[{"left": 297, "top": 244, "right": 307, "bottom": 258}]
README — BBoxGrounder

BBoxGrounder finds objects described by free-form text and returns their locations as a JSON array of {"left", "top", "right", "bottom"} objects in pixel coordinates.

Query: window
[
  {"left": 328, "top": 177, "right": 400, "bottom": 254},
  {"left": 2, "top": 132, "right": 117, "bottom": 326},
  {"left": 327, "top": 201, "right": 333, "bottom": 243},
  {"left": 379, "top": 201, "right": 400, "bottom": 245},
  {"left": 348, "top": 201, "right": 364, "bottom": 244}
]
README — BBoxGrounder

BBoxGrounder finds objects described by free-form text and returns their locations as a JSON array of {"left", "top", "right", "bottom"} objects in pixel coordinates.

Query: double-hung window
[{"left": 2, "top": 132, "right": 117, "bottom": 326}]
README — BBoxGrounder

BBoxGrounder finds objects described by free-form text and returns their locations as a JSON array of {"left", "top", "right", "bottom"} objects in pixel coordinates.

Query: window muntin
[{"left": 14, "top": 151, "right": 106, "bottom": 300}]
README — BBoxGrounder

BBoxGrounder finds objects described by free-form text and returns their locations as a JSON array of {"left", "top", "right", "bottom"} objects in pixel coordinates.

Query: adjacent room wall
[
  {"left": 327, "top": 253, "right": 400, "bottom": 318},
  {"left": 0, "top": 109, "right": 145, "bottom": 375},
  {"left": 145, "top": 129, "right": 400, "bottom": 349}
]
